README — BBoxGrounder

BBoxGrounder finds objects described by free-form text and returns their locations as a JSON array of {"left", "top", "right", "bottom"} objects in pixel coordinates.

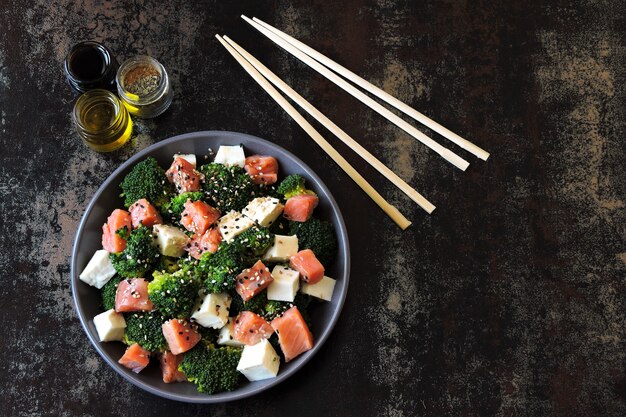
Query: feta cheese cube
[
  {"left": 267, "top": 265, "right": 300, "bottom": 302},
  {"left": 300, "top": 276, "right": 336, "bottom": 301},
  {"left": 217, "top": 210, "right": 255, "bottom": 242},
  {"left": 153, "top": 224, "right": 189, "bottom": 257},
  {"left": 93, "top": 309, "right": 126, "bottom": 342},
  {"left": 80, "top": 249, "right": 116, "bottom": 289},
  {"left": 214, "top": 145, "right": 245, "bottom": 168},
  {"left": 174, "top": 153, "right": 196, "bottom": 168},
  {"left": 217, "top": 318, "right": 246, "bottom": 347},
  {"left": 191, "top": 292, "right": 231, "bottom": 329},
  {"left": 263, "top": 235, "right": 299, "bottom": 262},
  {"left": 237, "top": 339, "right": 280, "bottom": 381},
  {"left": 243, "top": 197, "right": 284, "bottom": 227}
]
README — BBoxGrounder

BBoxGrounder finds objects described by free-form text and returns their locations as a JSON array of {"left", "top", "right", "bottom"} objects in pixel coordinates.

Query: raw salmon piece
[
  {"left": 244, "top": 155, "right": 279, "bottom": 185},
  {"left": 180, "top": 200, "right": 220, "bottom": 235},
  {"left": 102, "top": 209, "right": 132, "bottom": 253},
  {"left": 160, "top": 351, "right": 187, "bottom": 383},
  {"left": 283, "top": 194, "right": 319, "bottom": 222},
  {"left": 185, "top": 227, "right": 222, "bottom": 259},
  {"left": 233, "top": 311, "right": 274, "bottom": 345},
  {"left": 166, "top": 157, "right": 204, "bottom": 193},
  {"left": 235, "top": 260, "right": 273, "bottom": 302},
  {"left": 129, "top": 198, "right": 163, "bottom": 228},
  {"left": 289, "top": 249, "right": 325, "bottom": 284},
  {"left": 118, "top": 343, "right": 151, "bottom": 373},
  {"left": 115, "top": 278, "right": 154, "bottom": 313},
  {"left": 271, "top": 306, "right": 313, "bottom": 362},
  {"left": 162, "top": 319, "right": 202, "bottom": 355}
]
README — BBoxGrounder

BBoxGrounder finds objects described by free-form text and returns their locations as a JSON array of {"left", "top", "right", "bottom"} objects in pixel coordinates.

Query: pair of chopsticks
[{"left": 216, "top": 16, "right": 489, "bottom": 229}]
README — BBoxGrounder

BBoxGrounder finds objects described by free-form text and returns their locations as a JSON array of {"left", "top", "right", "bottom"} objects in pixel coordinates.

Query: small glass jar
[
  {"left": 116, "top": 55, "right": 173, "bottom": 118},
  {"left": 64, "top": 41, "right": 118, "bottom": 93},
  {"left": 73, "top": 89, "right": 133, "bottom": 152}
]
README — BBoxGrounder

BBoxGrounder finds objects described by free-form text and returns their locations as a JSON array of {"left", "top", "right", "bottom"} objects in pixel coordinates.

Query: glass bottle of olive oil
[{"left": 72, "top": 89, "right": 132, "bottom": 152}]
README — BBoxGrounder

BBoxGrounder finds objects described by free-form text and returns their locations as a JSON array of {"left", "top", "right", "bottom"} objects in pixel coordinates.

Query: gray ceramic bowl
[{"left": 71, "top": 131, "right": 350, "bottom": 403}]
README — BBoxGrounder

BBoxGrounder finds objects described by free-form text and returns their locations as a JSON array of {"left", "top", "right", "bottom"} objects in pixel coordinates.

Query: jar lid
[{"left": 64, "top": 41, "right": 118, "bottom": 93}]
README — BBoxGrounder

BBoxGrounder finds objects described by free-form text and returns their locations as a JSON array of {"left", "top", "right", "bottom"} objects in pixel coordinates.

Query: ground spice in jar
[
  {"left": 116, "top": 55, "right": 173, "bottom": 118},
  {"left": 123, "top": 65, "right": 161, "bottom": 96}
]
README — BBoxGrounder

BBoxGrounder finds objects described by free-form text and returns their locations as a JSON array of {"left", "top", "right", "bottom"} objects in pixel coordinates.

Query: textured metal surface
[{"left": 1, "top": 1, "right": 625, "bottom": 416}]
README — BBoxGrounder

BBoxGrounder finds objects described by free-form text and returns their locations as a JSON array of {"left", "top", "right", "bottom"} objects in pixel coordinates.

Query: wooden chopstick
[
  {"left": 222, "top": 36, "right": 436, "bottom": 214},
  {"left": 241, "top": 15, "right": 470, "bottom": 172},
  {"left": 215, "top": 35, "right": 413, "bottom": 230},
  {"left": 252, "top": 17, "right": 490, "bottom": 161}
]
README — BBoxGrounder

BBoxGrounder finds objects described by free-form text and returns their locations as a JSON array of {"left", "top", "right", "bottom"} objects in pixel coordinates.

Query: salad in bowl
[{"left": 78, "top": 142, "right": 341, "bottom": 396}]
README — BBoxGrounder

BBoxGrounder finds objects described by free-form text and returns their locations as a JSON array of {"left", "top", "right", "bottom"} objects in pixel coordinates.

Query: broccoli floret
[
  {"left": 233, "top": 226, "right": 274, "bottom": 265},
  {"left": 197, "top": 326, "right": 219, "bottom": 345},
  {"left": 229, "top": 289, "right": 268, "bottom": 317},
  {"left": 178, "top": 343, "right": 243, "bottom": 394},
  {"left": 161, "top": 191, "right": 204, "bottom": 222},
  {"left": 288, "top": 218, "right": 338, "bottom": 267},
  {"left": 194, "top": 243, "right": 243, "bottom": 293},
  {"left": 153, "top": 255, "right": 181, "bottom": 274},
  {"left": 199, "top": 163, "right": 255, "bottom": 212},
  {"left": 101, "top": 276, "right": 123, "bottom": 310},
  {"left": 189, "top": 226, "right": 274, "bottom": 295},
  {"left": 276, "top": 174, "right": 316, "bottom": 199},
  {"left": 123, "top": 310, "right": 167, "bottom": 352},
  {"left": 253, "top": 182, "right": 281, "bottom": 199},
  {"left": 261, "top": 300, "right": 290, "bottom": 321},
  {"left": 262, "top": 293, "right": 313, "bottom": 327},
  {"left": 148, "top": 270, "right": 199, "bottom": 319},
  {"left": 109, "top": 226, "right": 159, "bottom": 278},
  {"left": 120, "top": 157, "right": 174, "bottom": 209}
]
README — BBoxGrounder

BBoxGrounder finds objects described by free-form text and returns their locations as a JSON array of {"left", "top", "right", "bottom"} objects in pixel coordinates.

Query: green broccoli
[
  {"left": 261, "top": 299, "right": 290, "bottom": 321},
  {"left": 178, "top": 343, "right": 243, "bottom": 394},
  {"left": 197, "top": 326, "right": 219, "bottom": 345},
  {"left": 123, "top": 310, "right": 167, "bottom": 352},
  {"left": 276, "top": 174, "right": 316, "bottom": 199},
  {"left": 109, "top": 226, "right": 159, "bottom": 278},
  {"left": 261, "top": 293, "right": 313, "bottom": 327},
  {"left": 288, "top": 218, "right": 338, "bottom": 267},
  {"left": 253, "top": 182, "right": 281, "bottom": 199},
  {"left": 194, "top": 243, "right": 243, "bottom": 293},
  {"left": 233, "top": 226, "right": 274, "bottom": 266},
  {"left": 161, "top": 191, "right": 204, "bottom": 222},
  {"left": 101, "top": 275, "right": 123, "bottom": 310},
  {"left": 199, "top": 163, "right": 255, "bottom": 212},
  {"left": 228, "top": 289, "right": 268, "bottom": 316},
  {"left": 153, "top": 255, "right": 181, "bottom": 274},
  {"left": 148, "top": 270, "right": 200, "bottom": 319},
  {"left": 120, "top": 157, "right": 174, "bottom": 209}
]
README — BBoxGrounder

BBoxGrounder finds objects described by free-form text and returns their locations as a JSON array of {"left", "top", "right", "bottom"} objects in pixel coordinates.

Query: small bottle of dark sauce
[{"left": 64, "top": 41, "right": 118, "bottom": 93}]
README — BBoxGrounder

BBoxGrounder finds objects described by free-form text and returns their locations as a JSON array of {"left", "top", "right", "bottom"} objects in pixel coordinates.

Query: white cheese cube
[
  {"left": 237, "top": 339, "right": 280, "bottom": 381},
  {"left": 191, "top": 292, "right": 231, "bottom": 329},
  {"left": 174, "top": 153, "right": 196, "bottom": 168},
  {"left": 93, "top": 309, "right": 126, "bottom": 342},
  {"left": 217, "top": 318, "right": 246, "bottom": 347},
  {"left": 267, "top": 265, "right": 300, "bottom": 302},
  {"left": 153, "top": 224, "right": 189, "bottom": 257},
  {"left": 214, "top": 145, "right": 245, "bottom": 168},
  {"left": 217, "top": 210, "right": 255, "bottom": 242},
  {"left": 263, "top": 235, "right": 299, "bottom": 262},
  {"left": 80, "top": 249, "right": 116, "bottom": 289},
  {"left": 243, "top": 197, "right": 284, "bottom": 227},
  {"left": 300, "top": 276, "right": 336, "bottom": 301}
]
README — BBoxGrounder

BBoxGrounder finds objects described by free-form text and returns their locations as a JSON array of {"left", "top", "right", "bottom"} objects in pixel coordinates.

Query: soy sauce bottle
[{"left": 64, "top": 41, "right": 118, "bottom": 93}]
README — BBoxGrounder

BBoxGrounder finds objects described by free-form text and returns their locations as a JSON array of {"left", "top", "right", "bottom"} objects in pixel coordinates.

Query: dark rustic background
[{"left": 1, "top": 1, "right": 625, "bottom": 416}]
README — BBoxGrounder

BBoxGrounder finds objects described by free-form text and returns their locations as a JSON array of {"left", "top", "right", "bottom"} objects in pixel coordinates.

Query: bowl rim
[{"left": 70, "top": 130, "right": 350, "bottom": 403}]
